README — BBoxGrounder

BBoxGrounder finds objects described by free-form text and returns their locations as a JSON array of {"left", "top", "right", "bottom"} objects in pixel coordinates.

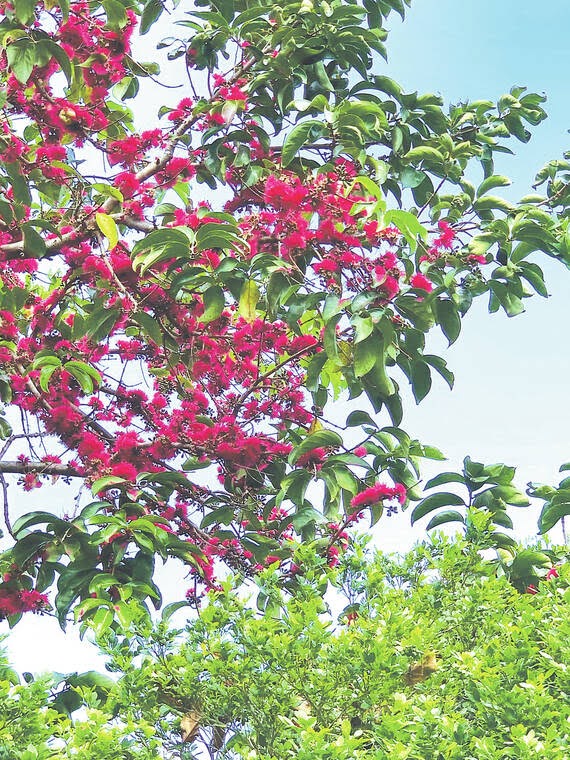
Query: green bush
[
  {"left": 95, "top": 533, "right": 570, "bottom": 759},
  {"left": 1, "top": 534, "right": 568, "bottom": 758}
]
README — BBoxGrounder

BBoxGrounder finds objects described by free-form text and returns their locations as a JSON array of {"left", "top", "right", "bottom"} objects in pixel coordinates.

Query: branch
[
  {"left": 0, "top": 472, "right": 14, "bottom": 538},
  {"left": 0, "top": 460, "right": 82, "bottom": 477},
  {"left": 0, "top": 54, "right": 261, "bottom": 259}
]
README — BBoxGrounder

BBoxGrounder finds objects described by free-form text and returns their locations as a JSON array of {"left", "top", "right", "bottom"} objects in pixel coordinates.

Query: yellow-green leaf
[
  {"left": 239, "top": 280, "right": 259, "bottom": 322},
  {"left": 95, "top": 212, "right": 119, "bottom": 250}
]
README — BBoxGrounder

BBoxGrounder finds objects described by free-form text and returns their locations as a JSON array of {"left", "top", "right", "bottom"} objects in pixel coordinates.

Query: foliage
[
  {"left": 3, "top": 535, "right": 569, "bottom": 758},
  {"left": 0, "top": 642, "right": 160, "bottom": 758},
  {"left": 0, "top": 0, "right": 568, "bottom": 633}
]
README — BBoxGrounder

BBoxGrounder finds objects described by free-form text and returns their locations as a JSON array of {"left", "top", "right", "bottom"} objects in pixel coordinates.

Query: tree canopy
[
  {"left": 2, "top": 534, "right": 569, "bottom": 758},
  {"left": 0, "top": 0, "right": 567, "bottom": 637}
]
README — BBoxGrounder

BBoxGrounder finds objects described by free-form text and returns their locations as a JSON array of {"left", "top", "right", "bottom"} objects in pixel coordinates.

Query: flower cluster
[{"left": 0, "top": 584, "right": 50, "bottom": 619}]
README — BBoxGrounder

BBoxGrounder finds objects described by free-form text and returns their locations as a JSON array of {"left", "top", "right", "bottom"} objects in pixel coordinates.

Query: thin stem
[{"left": 0, "top": 472, "right": 14, "bottom": 538}]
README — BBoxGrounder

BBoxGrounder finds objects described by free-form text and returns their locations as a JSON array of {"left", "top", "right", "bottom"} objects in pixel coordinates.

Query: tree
[
  {"left": 0, "top": 0, "right": 568, "bottom": 632},
  {"left": 2, "top": 533, "right": 568, "bottom": 758}
]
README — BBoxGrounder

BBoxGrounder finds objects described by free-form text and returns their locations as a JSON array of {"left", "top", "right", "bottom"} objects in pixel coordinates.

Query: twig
[{"left": 0, "top": 472, "right": 14, "bottom": 538}]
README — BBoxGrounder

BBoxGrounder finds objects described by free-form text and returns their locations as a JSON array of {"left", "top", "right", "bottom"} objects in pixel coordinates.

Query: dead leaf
[
  {"left": 404, "top": 651, "right": 438, "bottom": 686},
  {"left": 180, "top": 709, "right": 201, "bottom": 742}
]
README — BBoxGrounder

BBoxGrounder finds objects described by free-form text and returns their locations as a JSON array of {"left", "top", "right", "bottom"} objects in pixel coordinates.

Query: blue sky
[
  {"left": 5, "top": 1, "right": 570, "bottom": 673},
  {"left": 380, "top": 0, "right": 570, "bottom": 535},
  {"left": 387, "top": 0, "right": 570, "bottom": 191}
]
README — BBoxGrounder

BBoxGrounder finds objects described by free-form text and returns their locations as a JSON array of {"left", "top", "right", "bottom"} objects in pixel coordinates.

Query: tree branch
[{"left": 0, "top": 460, "right": 82, "bottom": 477}]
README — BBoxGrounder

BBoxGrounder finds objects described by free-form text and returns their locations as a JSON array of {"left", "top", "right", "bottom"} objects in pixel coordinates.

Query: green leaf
[
  {"left": 102, "top": 0, "right": 128, "bottom": 28},
  {"left": 95, "top": 212, "right": 119, "bottom": 250},
  {"left": 538, "top": 500, "right": 570, "bottom": 534},
  {"left": 354, "top": 335, "right": 378, "bottom": 378},
  {"left": 281, "top": 120, "right": 326, "bottom": 167},
  {"left": 133, "top": 311, "right": 163, "bottom": 345},
  {"left": 473, "top": 196, "right": 515, "bottom": 214},
  {"left": 345, "top": 410, "right": 378, "bottom": 428},
  {"left": 92, "top": 476, "right": 127, "bottom": 495},
  {"left": 6, "top": 40, "right": 36, "bottom": 84},
  {"left": 489, "top": 281, "right": 524, "bottom": 317},
  {"left": 435, "top": 299, "right": 461, "bottom": 345},
  {"left": 411, "top": 361, "right": 431, "bottom": 403},
  {"left": 411, "top": 492, "right": 466, "bottom": 524},
  {"left": 5, "top": 163, "right": 32, "bottom": 206},
  {"left": 289, "top": 429, "right": 343, "bottom": 466},
  {"left": 323, "top": 313, "right": 343, "bottom": 366},
  {"left": 424, "top": 472, "right": 465, "bottom": 490},
  {"left": 161, "top": 600, "right": 190, "bottom": 622},
  {"left": 400, "top": 167, "right": 425, "bottom": 189},
  {"left": 384, "top": 209, "right": 427, "bottom": 252},
  {"left": 425, "top": 510, "right": 465, "bottom": 531},
  {"left": 195, "top": 222, "right": 242, "bottom": 252},
  {"left": 38, "top": 40, "right": 72, "bottom": 84},
  {"left": 477, "top": 175, "right": 511, "bottom": 197},
  {"left": 64, "top": 361, "right": 101, "bottom": 394},
  {"left": 14, "top": 0, "right": 36, "bottom": 25},
  {"left": 84, "top": 306, "right": 121, "bottom": 342},
  {"left": 201, "top": 285, "right": 225, "bottom": 323},
  {"left": 140, "top": 0, "right": 164, "bottom": 34}
]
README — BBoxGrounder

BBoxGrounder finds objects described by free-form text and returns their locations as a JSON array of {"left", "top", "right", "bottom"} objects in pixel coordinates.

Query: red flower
[
  {"left": 110, "top": 462, "right": 138, "bottom": 481},
  {"left": 410, "top": 272, "right": 433, "bottom": 292},
  {"left": 350, "top": 482, "right": 406, "bottom": 509}
]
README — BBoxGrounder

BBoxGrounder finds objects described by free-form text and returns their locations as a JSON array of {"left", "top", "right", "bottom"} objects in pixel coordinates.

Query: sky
[
  {"left": 385, "top": 0, "right": 570, "bottom": 521},
  {"left": 4, "top": 0, "right": 570, "bottom": 673}
]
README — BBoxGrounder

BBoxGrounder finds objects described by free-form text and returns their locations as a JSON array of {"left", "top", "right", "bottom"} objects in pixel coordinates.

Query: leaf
[
  {"left": 221, "top": 100, "right": 239, "bottom": 124},
  {"left": 400, "top": 167, "right": 425, "bottom": 189},
  {"left": 38, "top": 40, "right": 72, "bottom": 84},
  {"left": 473, "top": 196, "right": 515, "bottom": 214},
  {"left": 354, "top": 335, "right": 378, "bottom": 378},
  {"left": 346, "top": 410, "right": 378, "bottom": 428},
  {"left": 102, "top": 0, "right": 128, "bottom": 28},
  {"left": 289, "top": 429, "right": 343, "bottom": 466},
  {"left": 411, "top": 492, "right": 466, "bottom": 525},
  {"left": 6, "top": 40, "right": 36, "bottom": 84},
  {"left": 14, "top": 0, "right": 35, "bottom": 23},
  {"left": 435, "top": 299, "right": 461, "bottom": 345},
  {"left": 91, "top": 476, "right": 127, "bottom": 495},
  {"left": 64, "top": 361, "right": 101, "bottom": 394},
  {"left": 384, "top": 209, "right": 427, "bottom": 252},
  {"left": 95, "top": 212, "right": 119, "bottom": 249},
  {"left": 140, "top": 0, "right": 164, "bottom": 34},
  {"left": 133, "top": 311, "right": 163, "bottom": 345},
  {"left": 538, "top": 500, "right": 570, "bottom": 534},
  {"left": 201, "top": 285, "right": 225, "bottom": 323},
  {"left": 323, "top": 313, "right": 343, "bottom": 366},
  {"left": 281, "top": 120, "right": 326, "bottom": 167},
  {"left": 161, "top": 600, "right": 190, "bottom": 622},
  {"left": 425, "top": 510, "right": 465, "bottom": 530},
  {"left": 424, "top": 472, "right": 465, "bottom": 490},
  {"left": 195, "top": 222, "right": 242, "bottom": 252},
  {"left": 238, "top": 280, "right": 259, "bottom": 322},
  {"left": 477, "top": 175, "right": 511, "bottom": 197},
  {"left": 5, "top": 163, "right": 32, "bottom": 206},
  {"left": 84, "top": 306, "right": 121, "bottom": 342},
  {"left": 410, "top": 361, "right": 431, "bottom": 403}
]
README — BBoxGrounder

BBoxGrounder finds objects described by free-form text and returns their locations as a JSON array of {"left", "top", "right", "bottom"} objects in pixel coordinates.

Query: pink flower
[
  {"left": 350, "top": 482, "right": 405, "bottom": 509},
  {"left": 410, "top": 272, "right": 433, "bottom": 292},
  {"left": 110, "top": 462, "right": 138, "bottom": 481}
]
